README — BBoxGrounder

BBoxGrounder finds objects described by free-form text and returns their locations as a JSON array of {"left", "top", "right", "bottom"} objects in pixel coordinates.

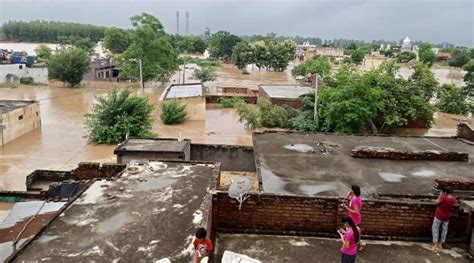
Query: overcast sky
[{"left": 0, "top": 0, "right": 472, "bottom": 46}]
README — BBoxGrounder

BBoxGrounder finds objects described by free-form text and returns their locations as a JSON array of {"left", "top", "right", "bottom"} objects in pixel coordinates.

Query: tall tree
[
  {"left": 208, "top": 31, "right": 241, "bottom": 60},
  {"left": 232, "top": 42, "right": 254, "bottom": 69},
  {"left": 119, "top": 13, "right": 178, "bottom": 82},
  {"left": 47, "top": 47, "right": 90, "bottom": 87},
  {"left": 409, "top": 62, "right": 439, "bottom": 99},
  {"left": 34, "top": 44, "right": 52, "bottom": 62},
  {"left": 418, "top": 42, "right": 436, "bottom": 67},
  {"left": 104, "top": 27, "right": 132, "bottom": 54}
]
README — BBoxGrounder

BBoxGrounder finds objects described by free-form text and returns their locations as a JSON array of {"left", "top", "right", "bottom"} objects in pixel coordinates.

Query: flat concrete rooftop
[
  {"left": 253, "top": 132, "right": 474, "bottom": 197},
  {"left": 13, "top": 161, "right": 218, "bottom": 262},
  {"left": 114, "top": 138, "right": 189, "bottom": 153},
  {"left": 215, "top": 234, "right": 471, "bottom": 263},
  {"left": 0, "top": 100, "right": 35, "bottom": 114},
  {"left": 259, "top": 85, "right": 314, "bottom": 98},
  {"left": 160, "top": 83, "right": 203, "bottom": 100}
]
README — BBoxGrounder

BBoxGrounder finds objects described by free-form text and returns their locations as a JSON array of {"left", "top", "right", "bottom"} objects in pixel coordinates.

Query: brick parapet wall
[
  {"left": 435, "top": 179, "right": 474, "bottom": 191},
  {"left": 351, "top": 146, "right": 469, "bottom": 162},
  {"left": 212, "top": 192, "right": 469, "bottom": 241},
  {"left": 458, "top": 122, "right": 474, "bottom": 142},
  {"left": 73, "top": 162, "right": 126, "bottom": 180}
]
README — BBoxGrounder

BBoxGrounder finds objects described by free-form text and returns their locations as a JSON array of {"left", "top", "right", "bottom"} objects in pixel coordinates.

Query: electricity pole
[
  {"left": 314, "top": 73, "right": 319, "bottom": 121},
  {"left": 138, "top": 59, "right": 144, "bottom": 95},
  {"left": 183, "top": 11, "right": 190, "bottom": 84}
]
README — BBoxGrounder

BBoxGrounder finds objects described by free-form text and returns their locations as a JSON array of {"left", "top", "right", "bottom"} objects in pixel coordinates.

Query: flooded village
[{"left": 0, "top": 2, "right": 473, "bottom": 263}]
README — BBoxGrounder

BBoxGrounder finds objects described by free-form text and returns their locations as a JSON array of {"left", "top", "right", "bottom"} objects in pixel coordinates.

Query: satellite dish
[{"left": 228, "top": 177, "right": 252, "bottom": 210}]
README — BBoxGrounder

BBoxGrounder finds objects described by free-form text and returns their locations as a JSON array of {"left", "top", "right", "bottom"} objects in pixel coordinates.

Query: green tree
[
  {"left": 208, "top": 31, "right": 242, "bottom": 60},
  {"left": 192, "top": 66, "right": 217, "bottom": 83},
  {"left": 67, "top": 36, "right": 96, "bottom": 55},
  {"left": 291, "top": 56, "right": 331, "bottom": 78},
  {"left": 418, "top": 43, "right": 436, "bottom": 67},
  {"left": 350, "top": 49, "right": 365, "bottom": 64},
  {"left": 232, "top": 42, "right": 254, "bottom": 69},
  {"left": 119, "top": 13, "right": 178, "bottom": 82},
  {"left": 160, "top": 100, "right": 187, "bottom": 124},
  {"left": 104, "top": 27, "right": 131, "bottom": 53},
  {"left": 85, "top": 88, "right": 154, "bottom": 144},
  {"left": 436, "top": 84, "right": 472, "bottom": 114},
  {"left": 409, "top": 62, "right": 438, "bottom": 99},
  {"left": 47, "top": 47, "right": 90, "bottom": 87},
  {"left": 35, "top": 44, "right": 52, "bottom": 61},
  {"left": 236, "top": 98, "right": 295, "bottom": 128},
  {"left": 397, "top": 51, "right": 417, "bottom": 63},
  {"left": 463, "top": 59, "right": 474, "bottom": 97},
  {"left": 448, "top": 49, "right": 470, "bottom": 68}
]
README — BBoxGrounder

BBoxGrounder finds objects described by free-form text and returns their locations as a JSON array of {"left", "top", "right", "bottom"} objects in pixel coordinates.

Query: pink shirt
[
  {"left": 348, "top": 196, "right": 362, "bottom": 225},
  {"left": 341, "top": 227, "right": 360, "bottom": 255}
]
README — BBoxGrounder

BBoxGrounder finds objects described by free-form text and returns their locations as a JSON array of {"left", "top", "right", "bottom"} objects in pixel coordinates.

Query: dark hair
[
  {"left": 351, "top": 185, "right": 361, "bottom": 197},
  {"left": 443, "top": 186, "right": 453, "bottom": 194},
  {"left": 195, "top": 227, "right": 207, "bottom": 239},
  {"left": 341, "top": 216, "right": 360, "bottom": 243}
]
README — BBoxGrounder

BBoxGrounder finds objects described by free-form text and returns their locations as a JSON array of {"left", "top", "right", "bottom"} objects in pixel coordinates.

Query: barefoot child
[{"left": 193, "top": 227, "right": 213, "bottom": 263}]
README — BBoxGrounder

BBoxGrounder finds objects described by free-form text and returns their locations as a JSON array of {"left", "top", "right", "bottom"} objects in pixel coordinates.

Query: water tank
[
  {"left": 12, "top": 54, "right": 22, "bottom": 64},
  {"left": 26, "top": 56, "right": 34, "bottom": 66}
]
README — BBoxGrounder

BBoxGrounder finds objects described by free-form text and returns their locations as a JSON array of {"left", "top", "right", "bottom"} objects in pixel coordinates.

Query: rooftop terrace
[
  {"left": 12, "top": 161, "right": 219, "bottom": 262},
  {"left": 253, "top": 132, "right": 474, "bottom": 197},
  {"left": 0, "top": 100, "right": 36, "bottom": 114},
  {"left": 114, "top": 138, "right": 190, "bottom": 154},
  {"left": 160, "top": 83, "right": 203, "bottom": 100},
  {"left": 259, "top": 85, "right": 314, "bottom": 99}
]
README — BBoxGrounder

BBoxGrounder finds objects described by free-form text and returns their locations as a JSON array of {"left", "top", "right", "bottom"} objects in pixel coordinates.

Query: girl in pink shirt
[
  {"left": 338, "top": 216, "right": 361, "bottom": 263},
  {"left": 343, "top": 185, "right": 366, "bottom": 251}
]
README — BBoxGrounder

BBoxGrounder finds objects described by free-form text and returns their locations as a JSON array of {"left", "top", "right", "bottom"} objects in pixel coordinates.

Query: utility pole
[
  {"left": 314, "top": 73, "right": 319, "bottom": 122},
  {"left": 183, "top": 11, "right": 190, "bottom": 84},
  {"left": 139, "top": 59, "right": 144, "bottom": 95},
  {"left": 176, "top": 11, "right": 181, "bottom": 84}
]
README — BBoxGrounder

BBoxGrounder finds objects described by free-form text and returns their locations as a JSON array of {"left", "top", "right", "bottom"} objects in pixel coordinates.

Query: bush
[
  {"left": 217, "top": 97, "right": 245, "bottom": 108},
  {"left": 20, "top": 76, "right": 34, "bottom": 85},
  {"left": 236, "top": 103, "right": 261, "bottom": 128},
  {"left": 160, "top": 99, "right": 187, "bottom": 124},
  {"left": 235, "top": 98, "right": 296, "bottom": 129},
  {"left": 85, "top": 88, "right": 154, "bottom": 144},
  {"left": 436, "top": 84, "right": 472, "bottom": 115},
  {"left": 397, "top": 51, "right": 417, "bottom": 63}
]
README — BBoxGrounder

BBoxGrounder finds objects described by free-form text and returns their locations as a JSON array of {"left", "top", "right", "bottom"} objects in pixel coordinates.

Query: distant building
[
  {"left": 0, "top": 100, "right": 41, "bottom": 145},
  {"left": 400, "top": 36, "right": 413, "bottom": 52},
  {"left": 436, "top": 52, "right": 453, "bottom": 62},
  {"left": 0, "top": 64, "right": 48, "bottom": 84},
  {"left": 159, "top": 83, "right": 206, "bottom": 121},
  {"left": 259, "top": 85, "right": 314, "bottom": 109},
  {"left": 90, "top": 58, "right": 120, "bottom": 80}
]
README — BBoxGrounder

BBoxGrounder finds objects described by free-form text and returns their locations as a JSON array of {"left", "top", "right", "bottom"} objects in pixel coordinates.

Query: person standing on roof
[
  {"left": 338, "top": 216, "right": 361, "bottom": 263},
  {"left": 432, "top": 186, "right": 456, "bottom": 251},
  {"left": 342, "top": 185, "right": 366, "bottom": 251}
]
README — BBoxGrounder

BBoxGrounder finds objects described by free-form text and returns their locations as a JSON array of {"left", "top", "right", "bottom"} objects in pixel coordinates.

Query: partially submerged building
[
  {"left": 160, "top": 83, "right": 206, "bottom": 121},
  {"left": 0, "top": 64, "right": 48, "bottom": 84},
  {"left": 115, "top": 137, "right": 191, "bottom": 163},
  {"left": 258, "top": 85, "right": 314, "bottom": 108},
  {"left": 0, "top": 100, "right": 41, "bottom": 146}
]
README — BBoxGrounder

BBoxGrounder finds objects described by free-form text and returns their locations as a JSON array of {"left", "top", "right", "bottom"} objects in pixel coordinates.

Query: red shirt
[
  {"left": 193, "top": 238, "right": 213, "bottom": 256},
  {"left": 435, "top": 194, "right": 456, "bottom": 221}
]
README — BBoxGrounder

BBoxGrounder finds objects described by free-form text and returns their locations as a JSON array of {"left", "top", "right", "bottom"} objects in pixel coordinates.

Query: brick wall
[
  {"left": 206, "top": 95, "right": 257, "bottom": 104},
  {"left": 458, "top": 123, "right": 474, "bottom": 142},
  {"left": 217, "top": 86, "right": 249, "bottom": 94},
  {"left": 435, "top": 179, "right": 474, "bottom": 191},
  {"left": 73, "top": 162, "right": 126, "bottom": 180},
  {"left": 212, "top": 192, "right": 469, "bottom": 240},
  {"left": 351, "top": 146, "right": 469, "bottom": 162},
  {"left": 191, "top": 143, "right": 256, "bottom": 172}
]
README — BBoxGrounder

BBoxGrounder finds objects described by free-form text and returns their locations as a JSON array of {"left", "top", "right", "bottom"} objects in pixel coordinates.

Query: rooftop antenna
[
  {"left": 176, "top": 11, "right": 181, "bottom": 84},
  {"left": 228, "top": 176, "right": 252, "bottom": 210}
]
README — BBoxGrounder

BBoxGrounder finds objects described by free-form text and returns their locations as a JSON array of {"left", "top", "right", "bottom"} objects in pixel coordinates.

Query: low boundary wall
[
  {"left": 190, "top": 143, "right": 255, "bottom": 172},
  {"left": 212, "top": 192, "right": 469, "bottom": 241}
]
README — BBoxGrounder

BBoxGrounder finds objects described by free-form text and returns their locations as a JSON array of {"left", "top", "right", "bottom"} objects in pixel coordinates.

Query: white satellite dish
[{"left": 228, "top": 176, "right": 252, "bottom": 210}]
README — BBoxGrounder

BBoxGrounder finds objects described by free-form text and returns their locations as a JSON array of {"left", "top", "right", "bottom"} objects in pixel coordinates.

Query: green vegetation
[
  {"left": 173, "top": 35, "right": 207, "bottom": 53},
  {"left": 418, "top": 43, "right": 436, "bottom": 67},
  {"left": 409, "top": 62, "right": 439, "bottom": 99},
  {"left": 232, "top": 42, "right": 254, "bottom": 69},
  {"left": 448, "top": 48, "right": 471, "bottom": 68},
  {"left": 34, "top": 44, "right": 52, "bottom": 62},
  {"left": 463, "top": 59, "right": 474, "bottom": 97},
  {"left": 350, "top": 49, "right": 365, "bottom": 65},
  {"left": 236, "top": 99, "right": 296, "bottom": 128},
  {"left": 178, "top": 56, "right": 220, "bottom": 68},
  {"left": 291, "top": 56, "right": 331, "bottom": 78},
  {"left": 60, "top": 35, "right": 96, "bottom": 55},
  {"left": 85, "top": 88, "right": 154, "bottom": 144},
  {"left": 436, "top": 84, "right": 472, "bottom": 115},
  {"left": 104, "top": 27, "right": 132, "bottom": 54},
  {"left": 208, "top": 31, "right": 242, "bottom": 60},
  {"left": 19, "top": 76, "right": 34, "bottom": 85},
  {"left": 160, "top": 100, "right": 187, "bottom": 124},
  {"left": 119, "top": 13, "right": 178, "bottom": 82},
  {"left": 217, "top": 97, "right": 245, "bottom": 108},
  {"left": 397, "top": 51, "right": 417, "bottom": 63},
  {"left": 232, "top": 39, "right": 295, "bottom": 71},
  {"left": 47, "top": 47, "right": 90, "bottom": 87},
  {"left": 192, "top": 66, "right": 217, "bottom": 83},
  {"left": 1, "top": 20, "right": 105, "bottom": 43}
]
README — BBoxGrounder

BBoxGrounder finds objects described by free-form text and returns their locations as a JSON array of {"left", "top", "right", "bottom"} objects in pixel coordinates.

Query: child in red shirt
[
  {"left": 432, "top": 186, "right": 456, "bottom": 251},
  {"left": 193, "top": 227, "right": 213, "bottom": 263}
]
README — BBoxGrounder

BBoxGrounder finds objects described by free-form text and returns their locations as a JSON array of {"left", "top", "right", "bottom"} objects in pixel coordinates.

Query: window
[
  {"left": 18, "top": 115, "right": 23, "bottom": 120},
  {"left": 36, "top": 111, "right": 39, "bottom": 116},
  {"left": 19, "top": 65, "right": 23, "bottom": 69}
]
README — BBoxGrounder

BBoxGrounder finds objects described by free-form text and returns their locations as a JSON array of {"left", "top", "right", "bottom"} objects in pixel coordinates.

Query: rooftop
[
  {"left": 160, "top": 83, "right": 203, "bottom": 100},
  {"left": 114, "top": 138, "right": 190, "bottom": 154},
  {"left": 215, "top": 233, "right": 470, "bottom": 263},
  {"left": 12, "top": 161, "right": 219, "bottom": 262},
  {"left": 0, "top": 100, "right": 36, "bottom": 114},
  {"left": 259, "top": 85, "right": 314, "bottom": 99},
  {"left": 253, "top": 132, "right": 474, "bottom": 197}
]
